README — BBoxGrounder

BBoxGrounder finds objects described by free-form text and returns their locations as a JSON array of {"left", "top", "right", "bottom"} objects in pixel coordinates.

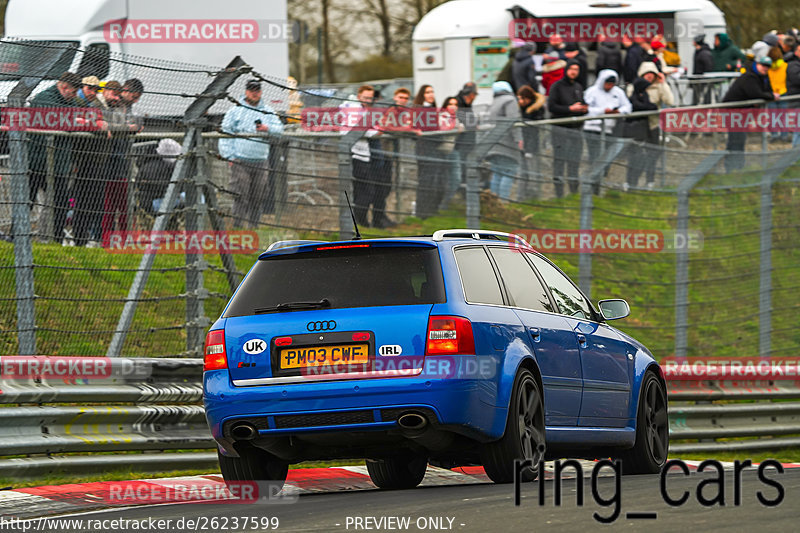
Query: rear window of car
[{"left": 223, "top": 246, "right": 446, "bottom": 317}]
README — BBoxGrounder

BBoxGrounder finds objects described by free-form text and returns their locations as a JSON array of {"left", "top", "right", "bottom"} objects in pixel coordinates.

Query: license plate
[{"left": 280, "top": 344, "right": 369, "bottom": 369}]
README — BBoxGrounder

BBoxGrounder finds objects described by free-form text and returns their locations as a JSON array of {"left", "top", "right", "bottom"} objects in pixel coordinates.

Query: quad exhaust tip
[
  {"left": 230, "top": 422, "right": 258, "bottom": 440},
  {"left": 397, "top": 412, "right": 428, "bottom": 431}
]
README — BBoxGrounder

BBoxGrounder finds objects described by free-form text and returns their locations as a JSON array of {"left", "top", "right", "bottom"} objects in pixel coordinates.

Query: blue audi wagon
[{"left": 203, "top": 229, "right": 667, "bottom": 489}]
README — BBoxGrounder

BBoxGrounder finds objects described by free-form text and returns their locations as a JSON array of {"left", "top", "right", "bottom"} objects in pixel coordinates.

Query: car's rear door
[
  {"left": 486, "top": 246, "right": 582, "bottom": 426},
  {"left": 526, "top": 252, "right": 632, "bottom": 427}
]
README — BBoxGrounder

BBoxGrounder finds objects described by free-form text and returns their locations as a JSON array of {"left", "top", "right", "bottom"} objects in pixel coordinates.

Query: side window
[
  {"left": 528, "top": 254, "right": 592, "bottom": 319},
  {"left": 489, "top": 248, "right": 554, "bottom": 313},
  {"left": 454, "top": 247, "right": 504, "bottom": 305}
]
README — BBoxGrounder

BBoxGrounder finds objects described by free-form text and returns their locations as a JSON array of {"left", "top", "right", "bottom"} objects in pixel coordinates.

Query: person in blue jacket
[{"left": 219, "top": 80, "right": 284, "bottom": 228}]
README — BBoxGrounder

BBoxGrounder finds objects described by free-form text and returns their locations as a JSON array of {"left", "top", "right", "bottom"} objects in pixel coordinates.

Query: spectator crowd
[{"left": 14, "top": 27, "right": 800, "bottom": 241}]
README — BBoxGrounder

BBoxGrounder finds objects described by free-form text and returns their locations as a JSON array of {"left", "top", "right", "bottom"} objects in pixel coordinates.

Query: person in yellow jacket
[{"left": 767, "top": 46, "right": 790, "bottom": 142}]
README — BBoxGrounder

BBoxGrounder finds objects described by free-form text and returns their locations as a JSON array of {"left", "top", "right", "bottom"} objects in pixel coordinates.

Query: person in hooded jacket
[
  {"left": 693, "top": 34, "right": 714, "bottom": 75},
  {"left": 712, "top": 33, "right": 746, "bottom": 72},
  {"left": 596, "top": 33, "right": 623, "bottom": 77},
  {"left": 625, "top": 77, "right": 659, "bottom": 190},
  {"left": 721, "top": 56, "right": 779, "bottom": 172},
  {"left": 583, "top": 70, "right": 631, "bottom": 191},
  {"left": 511, "top": 43, "right": 541, "bottom": 93},
  {"left": 547, "top": 59, "right": 588, "bottom": 197},
  {"left": 565, "top": 42, "right": 589, "bottom": 88},
  {"left": 484, "top": 81, "right": 523, "bottom": 200},
  {"left": 624, "top": 62, "right": 674, "bottom": 188},
  {"left": 692, "top": 34, "right": 714, "bottom": 104}
]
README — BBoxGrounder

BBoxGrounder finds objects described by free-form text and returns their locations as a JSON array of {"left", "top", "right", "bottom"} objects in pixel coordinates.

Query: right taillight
[
  {"left": 426, "top": 316, "right": 475, "bottom": 355},
  {"left": 204, "top": 330, "right": 227, "bottom": 371}
]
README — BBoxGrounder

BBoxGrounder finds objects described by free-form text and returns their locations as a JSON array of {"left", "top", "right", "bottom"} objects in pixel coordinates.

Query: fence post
[
  {"left": 106, "top": 57, "right": 248, "bottom": 357},
  {"left": 674, "top": 152, "right": 724, "bottom": 358},
  {"left": 758, "top": 150, "right": 800, "bottom": 358},
  {"left": 576, "top": 135, "right": 628, "bottom": 298},
  {"left": 185, "top": 141, "right": 210, "bottom": 355},
  {"left": 43, "top": 135, "right": 54, "bottom": 240},
  {"left": 337, "top": 130, "right": 364, "bottom": 239},
  {"left": 8, "top": 95, "right": 36, "bottom": 354}
]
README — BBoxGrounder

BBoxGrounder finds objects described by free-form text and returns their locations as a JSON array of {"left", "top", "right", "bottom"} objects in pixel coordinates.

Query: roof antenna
[{"left": 344, "top": 191, "right": 362, "bottom": 240}]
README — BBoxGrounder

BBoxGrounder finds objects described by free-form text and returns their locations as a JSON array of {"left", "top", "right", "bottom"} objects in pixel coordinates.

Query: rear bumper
[{"left": 203, "top": 369, "right": 508, "bottom": 451}]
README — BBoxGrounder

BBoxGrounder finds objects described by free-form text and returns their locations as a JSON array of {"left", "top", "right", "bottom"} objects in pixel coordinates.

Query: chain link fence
[{"left": 0, "top": 40, "right": 798, "bottom": 359}]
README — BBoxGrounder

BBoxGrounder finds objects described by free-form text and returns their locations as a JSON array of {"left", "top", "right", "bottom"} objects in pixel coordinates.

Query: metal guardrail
[
  {"left": 0, "top": 357, "right": 216, "bottom": 477},
  {"left": 1, "top": 357, "right": 797, "bottom": 477}
]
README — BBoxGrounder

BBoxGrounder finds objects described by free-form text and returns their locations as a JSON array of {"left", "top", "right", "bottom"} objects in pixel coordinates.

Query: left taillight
[
  {"left": 426, "top": 316, "right": 475, "bottom": 355},
  {"left": 204, "top": 329, "right": 227, "bottom": 371}
]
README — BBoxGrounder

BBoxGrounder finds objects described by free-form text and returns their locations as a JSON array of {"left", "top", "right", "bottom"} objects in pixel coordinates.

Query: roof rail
[
  {"left": 265, "top": 240, "right": 325, "bottom": 252},
  {"left": 431, "top": 229, "right": 531, "bottom": 247}
]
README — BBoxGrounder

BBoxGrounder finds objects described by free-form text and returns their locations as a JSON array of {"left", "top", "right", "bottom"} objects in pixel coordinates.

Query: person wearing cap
[
  {"left": 752, "top": 32, "right": 780, "bottom": 62},
  {"left": 582, "top": 70, "right": 631, "bottom": 192},
  {"left": 547, "top": 59, "right": 588, "bottom": 197},
  {"left": 100, "top": 78, "right": 145, "bottom": 241},
  {"left": 220, "top": 79, "right": 284, "bottom": 228},
  {"left": 721, "top": 56, "right": 779, "bottom": 172},
  {"left": 71, "top": 74, "right": 107, "bottom": 246},
  {"left": 26, "top": 71, "right": 81, "bottom": 243},
  {"left": 454, "top": 82, "right": 478, "bottom": 183}
]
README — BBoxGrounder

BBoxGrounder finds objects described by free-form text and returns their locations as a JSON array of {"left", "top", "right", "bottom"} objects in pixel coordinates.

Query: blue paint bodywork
[{"left": 203, "top": 236, "right": 660, "bottom": 458}]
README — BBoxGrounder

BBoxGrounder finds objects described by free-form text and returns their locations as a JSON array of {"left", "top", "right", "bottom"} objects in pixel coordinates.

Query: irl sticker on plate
[
  {"left": 379, "top": 344, "right": 402, "bottom": 356},
  {"left": 243, "top": 338, "right": 267, "bottom": 355}
]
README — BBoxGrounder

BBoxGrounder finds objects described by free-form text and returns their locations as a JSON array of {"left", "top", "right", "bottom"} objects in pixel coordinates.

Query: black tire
[
  {"left": 366, "top": 455, "right": 428, "bottom": 489},
  {"left": 620, "top": 372, "right": 669, "bottom": 474},
  {"left": 217, "top": 447, "right": 289, "bottom": 494},
  {"left": 481, "top": 368, "right": 546, "bottom": 484}
]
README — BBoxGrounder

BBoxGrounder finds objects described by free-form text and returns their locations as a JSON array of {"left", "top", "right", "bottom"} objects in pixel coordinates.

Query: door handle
[
  {"left": 576, "top": 334, "right": 588, "bottom": 348},
  {"left": 529, "top": 327, "right": 541, "bottom": 342}
]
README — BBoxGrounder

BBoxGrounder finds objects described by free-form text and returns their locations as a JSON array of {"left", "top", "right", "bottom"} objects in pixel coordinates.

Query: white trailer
[
  {"left": 2, "top": 0, "right": 290, "bottom": 116},
  {"left": 413, "top": 0, "right": 726, "bottom": 107}
]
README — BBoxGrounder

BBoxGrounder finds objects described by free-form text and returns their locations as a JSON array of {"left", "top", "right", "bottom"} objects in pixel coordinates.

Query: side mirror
[{"left": 598, "top": 299, "right": 630, "bottom": 321}]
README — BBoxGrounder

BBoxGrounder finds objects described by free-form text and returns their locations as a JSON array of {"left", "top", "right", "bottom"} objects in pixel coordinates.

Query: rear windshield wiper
[{"left": 254, "top": 298, "right": 331, "bottom": 314}]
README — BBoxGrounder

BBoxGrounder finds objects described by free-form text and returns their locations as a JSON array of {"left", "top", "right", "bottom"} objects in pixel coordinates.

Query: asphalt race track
[{"left": 9, "top": 467, "right": 799, "bottom": 532}]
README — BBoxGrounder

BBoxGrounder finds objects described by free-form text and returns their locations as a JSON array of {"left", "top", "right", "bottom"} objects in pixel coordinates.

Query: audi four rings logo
[{"left": 307, "top": 320, "right": 336, "bottom": 331}]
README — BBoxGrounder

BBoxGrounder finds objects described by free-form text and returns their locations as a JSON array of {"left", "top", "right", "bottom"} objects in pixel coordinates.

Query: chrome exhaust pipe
[
  {"left": 230, "top": 422, "right": 258, "bottom": 441},
  {"left": 398, "top": 412, "right": 428, "bottom": 431}
]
